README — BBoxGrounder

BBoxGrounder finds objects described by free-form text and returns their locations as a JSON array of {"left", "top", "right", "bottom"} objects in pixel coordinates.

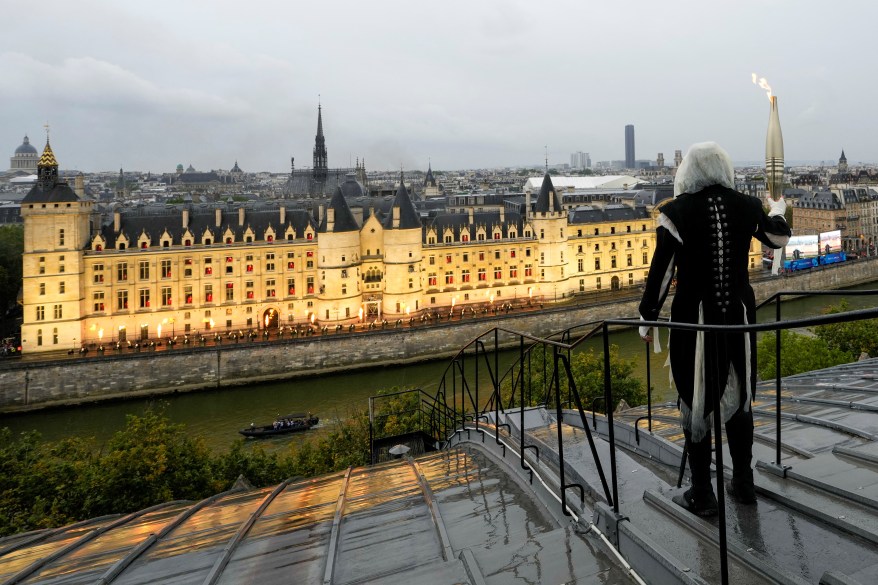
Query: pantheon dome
[{"left": 10, "top": 135, "right": 39, "bottom": 173}]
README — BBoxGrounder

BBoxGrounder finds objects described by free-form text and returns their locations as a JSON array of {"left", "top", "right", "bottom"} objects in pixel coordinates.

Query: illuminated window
[
  {"left": 139, "top": 290, "right": 150, "bottom": 308},
  {"left": 161, "top": 259, "right": 172, "bottom": 278},
  {"left": 478, "top": 268, "right": 486, "bottom": 281},
  {"left": 462, "top": 270, "right": 470, "bottom": 282},
  {"left": 225, "top": 283, "right": 234, "bottom": 301},
  {"left": 204, "top": 284, "right": 213, "bottom": 303},
  {"left": 117, "top": 291, "right": 128, "bottom": 310},
  {"left": 161, "top": 287, "right": 172, "bottom": 306},
  {"left": 525, "top": 265, "right": 532, "bottom": 277},
  {"left": 93, "top": 291, "right": 104, "bottom": 312}
]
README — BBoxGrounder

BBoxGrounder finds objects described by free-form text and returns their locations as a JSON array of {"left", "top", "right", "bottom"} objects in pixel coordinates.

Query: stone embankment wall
[{"left": 2, "top": 259, "right": 876, "bottom": 412}]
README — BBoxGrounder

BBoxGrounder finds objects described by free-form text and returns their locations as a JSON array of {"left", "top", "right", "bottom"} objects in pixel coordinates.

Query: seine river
[{"left": 3, "top": 282, "right": 877, "bottom": 452}]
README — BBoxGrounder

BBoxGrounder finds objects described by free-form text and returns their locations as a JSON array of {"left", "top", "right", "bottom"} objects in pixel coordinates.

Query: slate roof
[
  {"left": 318, "top": 187, "right": 360, "bottom": 233},
  {"left": 794, "top": 190, "right": 843, "bottom": 209},
  {"left": 383, "top": 174, "right": 421, "bottom": 230},
  {"left": 568, "top": 204, "right": 649, "bottom": 224},
  {"left": 21, "top": 182, "right": 81, "bottom": 204},
  {"left": 285, "top": 168, "right": 359, "bottom": 197},
  {"left": 425, "top": 210, "right": 524, "bottom": 242},
  {"left": 100, "top": 202, "right": 316, "bottom": 247},
  {"left": 534, "top": 173, "right": 563, "bottom": 213}
]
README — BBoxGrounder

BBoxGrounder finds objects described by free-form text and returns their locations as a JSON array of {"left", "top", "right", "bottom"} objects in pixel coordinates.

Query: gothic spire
[{"left": 313, "top": 102, "right": 328, "bottom": 181}]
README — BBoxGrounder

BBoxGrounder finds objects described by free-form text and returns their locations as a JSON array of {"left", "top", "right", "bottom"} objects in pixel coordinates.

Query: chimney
[
  {"left": 114, "top": 210, "right": 121, "bottom": 233},
  {"left": 318, "top": 204, "right": 324, "bottom": 225},
  {"left": 549, "top": 190, "right": 555, "bottom": 213},
  {"left": 215, "top": 208, "right": 222, "bottom": 227},
  {"left": 525, "top": 190, "right": 531, "bottom": 221},
  {"left": 392, "top": 207, "right": 400, "bottom": 229},
  {"left": 327, "top": 207, "right": 335, "bottom": 232},
  {"left": 279, "top": 206, "right": 286, "bottom": 225},
  {"left": 468, "top": 208, "right": 474, "bottom": 225},
  {"left": 238, "top": 207, "right": 245, "bottom": 227},
  {"left": 182, "top": 208, "right": 189, "bottom": 229},
  {"left": 74, "top": 174, "right": 85, "bottom": 197},
  {"left": 499, "top": 206, "right": 505, "bottom": 223}
]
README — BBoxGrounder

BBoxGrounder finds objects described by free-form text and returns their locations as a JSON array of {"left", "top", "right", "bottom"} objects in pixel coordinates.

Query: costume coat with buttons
[{"left": 639, "top": 182, "right": 790, "bottom": 434}]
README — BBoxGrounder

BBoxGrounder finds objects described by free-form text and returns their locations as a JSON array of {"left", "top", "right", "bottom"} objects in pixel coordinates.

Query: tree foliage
[
  {"left": 503, "top": 344, "right": 645, "bottom": 413},
  {"left": 0, "top": 225, "right": 23, "bottom": 313},
  {"left": 0, "top": 390, "right": 425, "bottom": 537},
  {"left": 814, "top": 300, "right": 878, "bottom": 358},
  {"left": 756, "top": 330, "right": 852, "bottom": 380}
]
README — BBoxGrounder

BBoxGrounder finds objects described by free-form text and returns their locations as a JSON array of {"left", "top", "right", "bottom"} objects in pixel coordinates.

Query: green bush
[{"left": 756, "top": 330, "right": 852, "bottom": 380}]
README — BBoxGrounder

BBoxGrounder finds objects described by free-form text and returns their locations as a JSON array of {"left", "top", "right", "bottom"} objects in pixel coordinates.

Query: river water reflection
[{"left": 3, "top": 283, "right": 877, "bottom": 451}]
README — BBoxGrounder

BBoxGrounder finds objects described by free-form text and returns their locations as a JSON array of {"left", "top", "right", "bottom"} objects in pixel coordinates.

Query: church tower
[
  {"left": 20, "top": 137, "right": 94, "bottom": 353},
  {"left": 423, "top": 161, "right": 440, "bottom": 198},
  {"left": 839, "top": 150, "right": 848, "bottom": 173},
  {"left": 312, "top": 103, "right": 328, "bottom": 182}
]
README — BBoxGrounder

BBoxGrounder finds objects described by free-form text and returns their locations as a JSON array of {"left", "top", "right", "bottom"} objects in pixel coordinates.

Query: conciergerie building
[{"left": 19, "top": 138, "right": 763, "bottom": 354}]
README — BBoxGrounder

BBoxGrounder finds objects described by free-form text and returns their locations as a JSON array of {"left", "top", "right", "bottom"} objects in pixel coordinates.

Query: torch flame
[{"left": 751, "top": 73, "right": 772, "bottom": 101}]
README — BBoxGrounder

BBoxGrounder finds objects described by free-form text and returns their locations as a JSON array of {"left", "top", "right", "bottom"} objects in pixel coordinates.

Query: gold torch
[{"left": 756, "top": 74, "right": 785, "bottom": 275}]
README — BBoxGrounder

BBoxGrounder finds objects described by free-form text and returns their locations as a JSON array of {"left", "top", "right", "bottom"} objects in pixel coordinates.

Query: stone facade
[{"left": 3, "top": 257, "right": 877, "bottom": 413}]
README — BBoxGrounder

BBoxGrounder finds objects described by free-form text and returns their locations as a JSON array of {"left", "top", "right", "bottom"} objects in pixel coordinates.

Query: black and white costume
[{"left": 638, "top": 142, "right": 790, "bottom": 512}]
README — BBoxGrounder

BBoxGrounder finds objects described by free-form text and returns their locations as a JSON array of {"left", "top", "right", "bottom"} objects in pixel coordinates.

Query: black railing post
[
  {"left": 475, "top": 338, "right": 480, "bottom": 437},
  {"left": 602, "top": 322, "right": 620, "bottom": 514},
  {"left": 552, "top": 346, "right": 572, "bottom": 515},
  {"left": 646, "top": 340, "right": 652, "bottom": 433},
  {"left": 709, "top": 333, "right": 730, "bottom": 585},
  {"left": 368, "top": 396, "right": 374, "bottom": 465},
  {"left": 775, "top": 294, "right": 783, "bottom": 467}
]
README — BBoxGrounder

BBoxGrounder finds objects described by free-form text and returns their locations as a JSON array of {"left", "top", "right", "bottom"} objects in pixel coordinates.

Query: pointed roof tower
[
  {"left": 534, "top": 172, "right": 562, "bottom": 213},
  {"left": 384, "top": 171, "right": 421, "bottom": 230},
  {"left": 22, "top": 138, "right": 79, "bottom": 204},
  {"left": 424, "top": 161, "right": 436, "bottom": 187},
  {"left": 319, "top": 186, "right": 359, "bottom": 233},
  {"left": 313, "top": 101, "right": 328, "bottom": 181}
]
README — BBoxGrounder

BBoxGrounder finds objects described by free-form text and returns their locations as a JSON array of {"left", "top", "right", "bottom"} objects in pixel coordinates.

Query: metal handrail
[{"left": 372, "top": 294, "right": 878, "bottom": 585}]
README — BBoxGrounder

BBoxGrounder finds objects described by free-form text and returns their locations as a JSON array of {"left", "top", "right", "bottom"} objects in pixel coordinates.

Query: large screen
[
  {"left": 785, "top": 234, "right": 819, "bottom": 260},
  {"left": 819, "top": 230, "right": 842, "bottom": 254}
]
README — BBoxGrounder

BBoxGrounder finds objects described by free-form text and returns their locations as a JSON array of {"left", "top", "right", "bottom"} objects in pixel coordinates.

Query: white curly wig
[{"left": 674, "top": 142, "right": 735, "bottom": 197}]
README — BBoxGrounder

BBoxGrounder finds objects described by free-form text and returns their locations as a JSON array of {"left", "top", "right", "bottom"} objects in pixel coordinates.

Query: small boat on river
[{"left": 239, "top": 413, "right": 319, "bottom": 438}]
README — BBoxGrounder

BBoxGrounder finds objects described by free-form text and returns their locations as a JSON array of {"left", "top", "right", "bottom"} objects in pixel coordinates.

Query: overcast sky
[{"left": 2, "top": 1, "right": 875, "bottom": 173}]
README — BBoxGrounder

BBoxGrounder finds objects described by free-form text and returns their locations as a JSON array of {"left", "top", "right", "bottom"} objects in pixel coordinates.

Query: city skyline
[{"left": 2, "top": 1, "right": 876, "bottom": 173}]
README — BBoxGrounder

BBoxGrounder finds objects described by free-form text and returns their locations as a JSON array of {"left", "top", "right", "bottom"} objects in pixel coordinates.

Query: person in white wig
[{"left": 639, "top": 142, "right": 790, "bottom": 516}]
